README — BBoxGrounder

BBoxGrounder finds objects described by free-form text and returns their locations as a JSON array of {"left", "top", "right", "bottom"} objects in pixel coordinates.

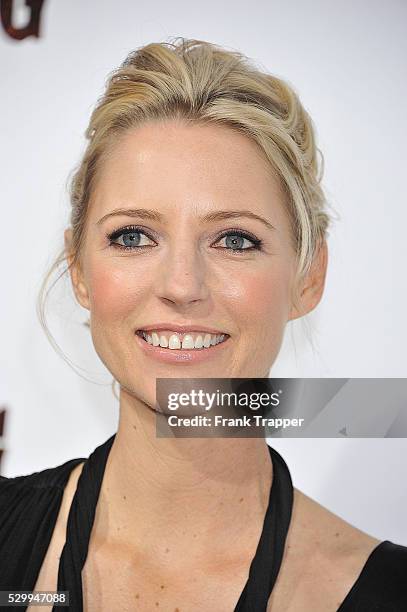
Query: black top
[{"left": 0, "top": 435, "right": 406, "bottom": 611}]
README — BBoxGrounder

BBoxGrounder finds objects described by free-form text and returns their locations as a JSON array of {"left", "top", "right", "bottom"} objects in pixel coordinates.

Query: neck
[{"left": 97, "top": 387, "right": 273, "bottom": 558}]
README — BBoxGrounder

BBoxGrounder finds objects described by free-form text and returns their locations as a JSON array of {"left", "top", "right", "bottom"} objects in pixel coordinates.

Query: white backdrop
[{"left": 0, "top": 0, "right": 406, "bottom": 544}]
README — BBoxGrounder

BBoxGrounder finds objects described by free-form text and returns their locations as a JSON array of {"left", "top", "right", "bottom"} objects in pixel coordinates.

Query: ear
[
  {"left": 64, "top": 228, "right": 90, "bottom": 311},
  {"left": 288, "top": 239, "right": 328, "bottom": 321}
]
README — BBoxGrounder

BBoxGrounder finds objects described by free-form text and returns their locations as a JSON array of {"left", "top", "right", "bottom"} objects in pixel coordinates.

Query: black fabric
[
  {"left": 0, "top": 437, "right": 406, "bottom": 611},
  {"left": 234, "top": 441, "right": 294, "bottom": 610},
  {"left": 55, "top": 435, "right": 115, "bottom": 611},
  {"left": 337, "top": 540, "right": 407, "bottom": 611},
  {"left": 54, "top": 435, "right": 293, "bottom": 612},
  {"left": 0, "top": 457, "right": 85, "bottom": 592}
]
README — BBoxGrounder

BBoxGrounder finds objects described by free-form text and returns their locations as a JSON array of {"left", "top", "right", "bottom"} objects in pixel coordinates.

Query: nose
[{"left": 155, "top": 242, "right": 210, "bottom": 307}]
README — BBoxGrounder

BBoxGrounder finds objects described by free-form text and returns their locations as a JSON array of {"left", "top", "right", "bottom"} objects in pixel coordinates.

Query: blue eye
[
  {"left": 107, "top": 225, "right": 155, "bottom": 251},
  {"left": 216, "top": 231, "right": 262, "bottom": 252},
  {"left": 106, "top": 225, "right": 262, "bottom": 254}
]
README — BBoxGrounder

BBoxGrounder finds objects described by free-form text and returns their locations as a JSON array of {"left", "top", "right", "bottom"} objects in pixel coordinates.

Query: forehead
[{"left": 90, "top": 119, "right": 289, "bottom": 226}]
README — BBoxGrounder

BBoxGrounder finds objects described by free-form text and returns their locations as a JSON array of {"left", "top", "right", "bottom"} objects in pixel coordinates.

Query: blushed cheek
[
  {"left": 254, "top": 273, "right": 293, "bottom": 374},
  {"left": 230, "top": 266, "right": 291, "bottom": 328},
  {"left": 86, "top": 262, "right": 151, "bottom": 325}
]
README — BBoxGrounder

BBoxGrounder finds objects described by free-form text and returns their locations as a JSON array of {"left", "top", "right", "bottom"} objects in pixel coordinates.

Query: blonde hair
[{"left": 37, "top": 37, "right": 332, "bottom": 385}]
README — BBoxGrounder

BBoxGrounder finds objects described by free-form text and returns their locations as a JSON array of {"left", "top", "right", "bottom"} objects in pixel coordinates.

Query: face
[{"left": 66, "top": 119, "right": 326, "bottom": 409}]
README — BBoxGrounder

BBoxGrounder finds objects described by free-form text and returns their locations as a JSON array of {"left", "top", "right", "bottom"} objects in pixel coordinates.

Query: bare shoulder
[
  {"left": 31, "top": 461, "right": 85, "bottom": 593},
  {"left": 267, "top": 487, "right": 381, "bottom": 612},
  {"left": 290, "top": 487, "right": 381, "bottom": 551}
]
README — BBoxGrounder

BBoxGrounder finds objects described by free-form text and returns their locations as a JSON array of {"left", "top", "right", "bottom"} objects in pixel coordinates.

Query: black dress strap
[
  {"left": 234, "top": 444, "right": 293, "bottom": 611},
  {"left": 54, "top": 434, "right": 115, "bottom": 611},
  {"left": 54, "top": 436, "right": 293, "bottom": 612}
]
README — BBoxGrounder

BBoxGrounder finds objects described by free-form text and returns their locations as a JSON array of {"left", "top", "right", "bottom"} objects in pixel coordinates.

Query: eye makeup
[{"left": 105, "top": 224, "right": 263, "bottom": 254}]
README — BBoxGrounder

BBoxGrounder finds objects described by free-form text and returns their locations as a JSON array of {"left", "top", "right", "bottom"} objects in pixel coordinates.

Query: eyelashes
[
  {"left": 106, "top": 224, "right": 263, "bottom": 254},
  {"left": 107, "top": 225, "right": 155, "bottom": 251}
]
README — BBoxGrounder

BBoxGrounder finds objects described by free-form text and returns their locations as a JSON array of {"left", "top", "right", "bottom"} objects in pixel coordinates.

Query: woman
[{"left": 1, "top": 37, "right": 406, "bottom": 611}]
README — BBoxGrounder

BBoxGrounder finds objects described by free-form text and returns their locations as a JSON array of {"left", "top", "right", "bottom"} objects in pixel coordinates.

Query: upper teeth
[{"left": 139, "top": 330, "right": 226, "bottom": 350}]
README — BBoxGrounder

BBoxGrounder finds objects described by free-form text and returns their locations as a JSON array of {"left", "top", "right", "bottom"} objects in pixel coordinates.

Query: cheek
[
  {"left": 221, "top": 265, "right": 292, "bottom": 333},
  {"left": 86, "top": 261, "right": 150, "bottom": 324},
  {"left": 261, "top": 270, "right": 292, "bottom": 324},
  {"left": 85, "top": 252, "right": 293, "bottom": 340}
]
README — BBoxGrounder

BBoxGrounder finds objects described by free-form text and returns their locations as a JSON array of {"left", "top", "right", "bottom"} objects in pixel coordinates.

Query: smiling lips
[{"left": 136, "top": 329, "right": 228, "bottom": 350}]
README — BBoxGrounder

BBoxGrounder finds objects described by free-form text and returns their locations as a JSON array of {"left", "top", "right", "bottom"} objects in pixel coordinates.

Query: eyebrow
[{"left": 96, "top": 208, "right": 276, "bottom": 232}]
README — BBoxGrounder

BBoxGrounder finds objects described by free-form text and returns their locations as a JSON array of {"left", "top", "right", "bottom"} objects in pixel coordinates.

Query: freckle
[
  {"left": 239, "top": 497, "right": 244, "bottom": 502},
  {"left": 165, "top": 548, "right": 170, "bottom": 553},
  {"left": 160, "top": 585, "right": 165, "bottom": 589},
  {"left": 133, "top": 425, "right": 137, "bottom": 429},
  {"left": 123, "top": 495, "right": 127, "bottom": 500},
  {"left": 335, "top": 532, "right": 340, "bottom": 537},
  {"left": 193, "top": 533, "right": 197, "bottom": 538},
  {"left": 135, "top": 594, "right": 139, "bottom": 599},
  {"left": 175, "top": 609, "right": 180, "bottom": 612},
  {"left": 155, "top": 602, "right": 159, "bottom": 606}
]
